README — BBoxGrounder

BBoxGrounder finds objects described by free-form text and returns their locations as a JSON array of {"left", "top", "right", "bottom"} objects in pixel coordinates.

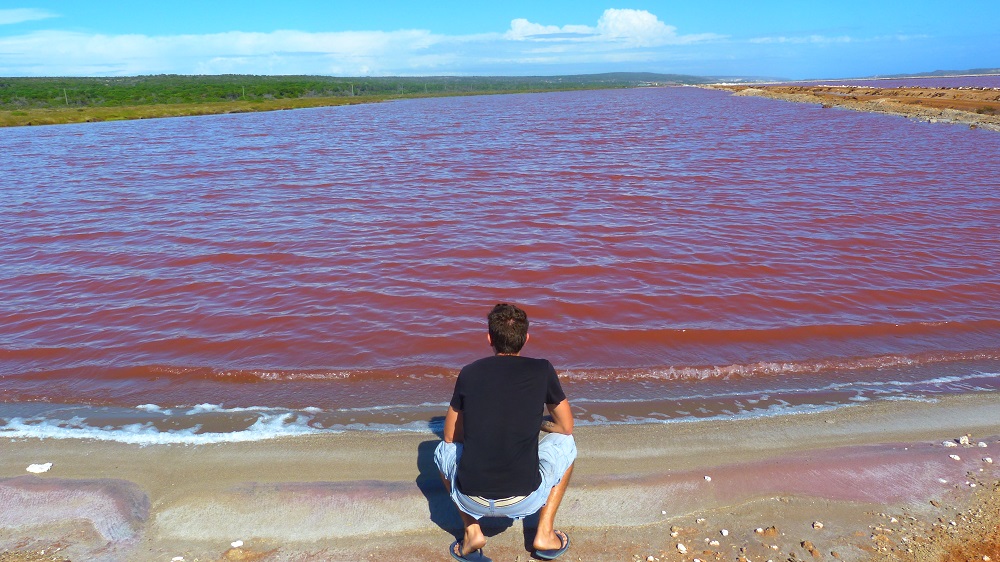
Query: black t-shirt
[{"left": 450, "top": 355, "right": 566, "bottom": 498}]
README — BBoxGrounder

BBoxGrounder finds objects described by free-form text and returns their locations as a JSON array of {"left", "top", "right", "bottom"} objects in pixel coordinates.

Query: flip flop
[
  {"left": 534, "top": 530, "right": 570, "bottom": 560},
  {"left": 449, "top": 540, "right": 492, "bottom": 562}
]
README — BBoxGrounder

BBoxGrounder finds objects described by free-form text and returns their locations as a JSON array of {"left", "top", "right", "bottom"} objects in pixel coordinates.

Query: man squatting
[{"left": 435, "top": 303, "right": 577, "bottom": 561}]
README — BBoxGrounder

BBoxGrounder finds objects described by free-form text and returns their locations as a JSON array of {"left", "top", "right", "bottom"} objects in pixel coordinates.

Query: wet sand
[
  {"left": 2, "top": 394, "right": 999, "bottom": 561},
  {"left": 708, "top": 84, "right": 1000, "bottom": 131}
]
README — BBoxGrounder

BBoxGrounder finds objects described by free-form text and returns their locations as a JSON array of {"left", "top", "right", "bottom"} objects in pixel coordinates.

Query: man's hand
[
  {"left": 540, "top": 417, "right": 560, "bottom": 433},
  {"left": 541, "top": 399, "right": 574, "bottom": 435}
]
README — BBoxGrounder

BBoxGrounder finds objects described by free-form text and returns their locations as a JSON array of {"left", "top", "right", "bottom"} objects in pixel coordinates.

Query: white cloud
[
  {"left": 596, "top": 8, "right": 677, "bottom": 45},
  {"left": 505, "top": 19, "right": 595, "bottom": 41},
  {"left": 0, "top": 8, "right": 57, "bottom": 25},
  {"left": 750, "top": 35, "right": 854, "bottom": 44},
  {"left": 506, "top": 9, "right": 721, "bottom": 47},
  {"left": 0, "top": 29, "right": 444, "bottom": 76}
]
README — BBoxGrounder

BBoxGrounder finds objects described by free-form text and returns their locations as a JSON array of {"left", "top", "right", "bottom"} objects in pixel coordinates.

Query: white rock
[
  {"left": 231, "top": 540, "right": 244, "bottom": 548},
  {"left": 661, "top": 510, "right": 667, "bottom": 515},
  {"left": 696, "top": 518, "right": 706, "bottom": 524},
  {"left": 709, "top": 540, "right": 720, "bottom": 547},
  {"left": 171, "top": 558, "right": 184, "bottom": 562},
  {"left": 938, "top": 478, "right": 949, "bottom": 483},
  {"left": 755, "top": 527, "right": 764, "bottom": 534},
  {"left": 949, "top": 454, "right": 961, "bottom": 461},
  {"left": 670, "top": 531, "right": 679, "bottom": 538},
  {"left": 959, "top": 435, "right": 970, "bottom": 446},
  {"left": 676, "top": 543, "right": 687, "bottom": 554},
  {"left": 943, "top": 441, "right": 958, "bottom": 447},
  {"left": 812, "top": 521, "right": 824, "bottom": 529},
  {"left": 985, "top": 457, "right": 994, "bottom": 464},
  {"left": 647, "top": 556, "right": 656, "bottom": 562},
  {"left": 720, "top": 529, "right": 729, "bottom": 536},
  {"left": 978, "top": 442, "right": 988, "bottom": 448},
  {"left": 26, "top": 463, "right": 52, "bottom": 474},
  {"left": 704, "top": 475, "right": 712, "bottom": 482}
]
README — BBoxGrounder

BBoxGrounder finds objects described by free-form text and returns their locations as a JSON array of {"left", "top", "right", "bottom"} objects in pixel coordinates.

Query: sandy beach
[
  {"left": 1, "top": 394, "right": 998, "bottom": 561},
  {"left": 707, "top": 84, "right": 1000, "bottom": 132}
]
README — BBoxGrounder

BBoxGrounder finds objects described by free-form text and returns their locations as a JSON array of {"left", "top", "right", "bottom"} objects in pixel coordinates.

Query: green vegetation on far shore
[{"left": 0, "top": 73, "right": 708, "bottom": 127}]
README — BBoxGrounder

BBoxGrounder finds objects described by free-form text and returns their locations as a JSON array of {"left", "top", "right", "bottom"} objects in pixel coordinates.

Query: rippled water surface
[{"left": 3, "top": 87, "right": 999, "bottom": 441}]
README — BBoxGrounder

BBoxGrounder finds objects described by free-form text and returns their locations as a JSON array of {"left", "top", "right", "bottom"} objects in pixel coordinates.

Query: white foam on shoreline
[{"left": 0, "top": 412, "right": 332, "bottom": 445}]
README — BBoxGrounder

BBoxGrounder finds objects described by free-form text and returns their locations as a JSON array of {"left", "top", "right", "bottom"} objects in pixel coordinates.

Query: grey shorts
[{"left": 434, "top": 433, "right": 577, "bottom": 520}]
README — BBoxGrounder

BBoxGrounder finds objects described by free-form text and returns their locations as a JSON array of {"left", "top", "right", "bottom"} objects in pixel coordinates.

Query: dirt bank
[{"left": 709, "top": 84, "right": 1000, "bottom": 132}]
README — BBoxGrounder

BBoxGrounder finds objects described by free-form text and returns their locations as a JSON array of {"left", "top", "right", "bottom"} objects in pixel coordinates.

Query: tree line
[{"left": 0, "top": 73, "right": 708, "bottom": 109}]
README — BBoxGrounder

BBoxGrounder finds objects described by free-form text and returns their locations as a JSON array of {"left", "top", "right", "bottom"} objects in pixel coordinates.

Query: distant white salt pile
[{"left": 26, "top": 462, "right": 52, "bottom": 473}]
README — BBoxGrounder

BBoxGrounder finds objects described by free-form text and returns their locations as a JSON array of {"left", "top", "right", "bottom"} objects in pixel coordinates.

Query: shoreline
[
  {"left": 2, "top": 393, "right": 998, "bottom": 561},
  {"left": 706, "top": 84, "right": 1000, "bottom": 132}
]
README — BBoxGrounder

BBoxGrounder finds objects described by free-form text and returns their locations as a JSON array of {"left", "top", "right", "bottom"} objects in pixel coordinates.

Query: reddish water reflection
[{"left": 2, "top": 87, "right": 999, "bottom": 438}]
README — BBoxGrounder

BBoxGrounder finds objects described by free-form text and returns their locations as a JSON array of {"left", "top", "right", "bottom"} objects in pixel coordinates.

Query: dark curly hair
[{"left": 487, "top": 303, "right": 529, "bottom": 354}]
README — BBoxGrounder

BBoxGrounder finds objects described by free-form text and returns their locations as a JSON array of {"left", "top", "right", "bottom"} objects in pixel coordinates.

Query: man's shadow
[{"left": 415, "top": 416, "right": 514, "bottom": 541}]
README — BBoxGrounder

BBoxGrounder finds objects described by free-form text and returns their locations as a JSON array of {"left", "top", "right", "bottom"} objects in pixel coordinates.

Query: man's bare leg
[
  {"left": 532, "top": 464, "right": 574, "bottom": 551},
  {"left": 439, "top": 472, "right": 487, "bottom": 556}
]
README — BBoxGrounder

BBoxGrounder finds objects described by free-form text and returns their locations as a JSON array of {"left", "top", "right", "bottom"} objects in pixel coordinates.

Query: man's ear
[
  {"left": 487, "top": 333, "right": 493, "bottom": 347},
  {"left": 525, "top": 333, "right": 530, "bottom": 345}
]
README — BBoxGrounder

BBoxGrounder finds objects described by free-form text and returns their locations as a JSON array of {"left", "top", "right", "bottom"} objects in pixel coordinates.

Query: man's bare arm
[
  {"left": 541, "top": 399, "right": 574, "bottom": 435},
  {"left": 443, "top": 405, "right": 464, "bottom": 443}
]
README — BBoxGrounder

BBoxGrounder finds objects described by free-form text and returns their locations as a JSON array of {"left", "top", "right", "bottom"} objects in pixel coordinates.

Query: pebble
[
  {"left": 704, "top": 475, "right": 712, "bottom": 482},
  {"left": 26, "top": 462, "right": 53, "bottom": 474},
  {"left": 709, "top": 540, "right": 720, "bottom": 546},
  {"left": 938, "top": 478, "right": 949, "bottom": 483},
  {"left": 172, "top": 558, "right": 184, "bottom": 562},
  {"left": 676, "top": 543, "right": 687, "bottom": 554},
  {"left": 646, "top": 556, "right": 656, "bottom": 561},
  {"left": 661, "top": 510, "right": 667, "bottom": 515},
  {"left": 812, "top": 521, "right": 824, "bottom": 529},
  {"left": 231, "top": 540, "right": 244, "bottom": 548},
  {"left": 959, "top": 435, "right": 971, "bottom": 446},
  {"left": 949, "top": 454, "right": 961, "bottom": 461},
  {"left": 696, "top": 518, "right": 706, "bottom": 524},
  {"left": 721, "top": 529, "right": 729, "bottom": 536},
  {"left": 978, "top": 442, "right": 988, "bottom": 448},
  {"left": 985, "top": 457, "right": 994, "bottom": 464},
  {"left": 943, "top": 441, "right": 958, "bottom": 447}
]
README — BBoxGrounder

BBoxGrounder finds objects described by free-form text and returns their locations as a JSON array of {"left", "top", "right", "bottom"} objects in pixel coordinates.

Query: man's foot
[
  {"left": 449, "top": 539, "right": 491, "bottom": 562},
  {"left": 533, "top": 529, "right": 569, "bottom": 560}
]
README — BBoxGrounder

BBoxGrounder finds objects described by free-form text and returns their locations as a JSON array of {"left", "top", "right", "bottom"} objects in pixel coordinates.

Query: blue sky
[{"left": 1, "top": 2, "right": 996, "bottom": 79}]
